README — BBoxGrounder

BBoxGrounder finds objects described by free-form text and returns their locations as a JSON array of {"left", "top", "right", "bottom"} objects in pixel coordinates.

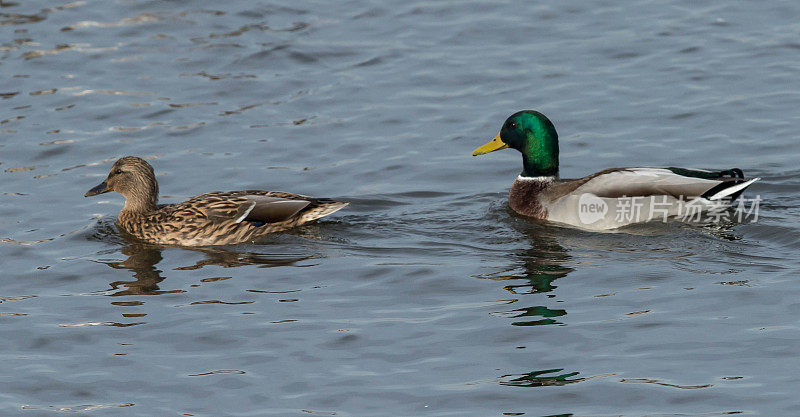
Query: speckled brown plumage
[{"left": 85, "top": 157, "right": 348, "bottom": 246}]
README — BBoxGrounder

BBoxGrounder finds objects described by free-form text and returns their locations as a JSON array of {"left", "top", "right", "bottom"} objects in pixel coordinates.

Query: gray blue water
[{"left": 1, "top": 1, "right": 799, "bottom": 415}]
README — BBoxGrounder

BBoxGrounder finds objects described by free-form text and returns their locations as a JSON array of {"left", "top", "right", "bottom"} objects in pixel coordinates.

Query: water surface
[{"left": 1, "top": 1, "right": 799, "bottom": 416}]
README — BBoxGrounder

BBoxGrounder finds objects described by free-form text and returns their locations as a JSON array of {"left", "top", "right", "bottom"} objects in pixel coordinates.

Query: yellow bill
[{"left": 472, "top": 133, "right": 508, "bottom": 156}]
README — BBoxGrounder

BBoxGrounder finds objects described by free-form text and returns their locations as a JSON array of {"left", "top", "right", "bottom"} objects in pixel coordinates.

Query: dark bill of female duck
[{"left": 85, "top": 180, "right": 111, "bottom": 197}]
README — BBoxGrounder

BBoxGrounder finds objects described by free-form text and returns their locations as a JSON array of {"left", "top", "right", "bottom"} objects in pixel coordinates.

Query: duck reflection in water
[
  {"left": 484, "top": 222, "right": 573, "bottom": 326},
  {"left": 98, "top": 233, "right": 314, "bottom": 296},
  {"left": 499, "top": 368, "right": 584, "bottom": 387},
  {"left": 484, "top": 223, "right": 594, "bottom": 388}
]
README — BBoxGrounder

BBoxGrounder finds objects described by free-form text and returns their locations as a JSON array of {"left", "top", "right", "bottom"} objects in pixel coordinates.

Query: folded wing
[
  {"left": 572, "top": 167, "right": 756, "bottom": 200},
  {"left": 196, "top": 193, "right": 311, "bottom": 223}
]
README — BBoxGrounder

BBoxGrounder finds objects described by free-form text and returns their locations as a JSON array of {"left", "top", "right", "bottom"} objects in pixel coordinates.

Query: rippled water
[{"left": 1, "top": 1, "right": 799, "bottom": 415}]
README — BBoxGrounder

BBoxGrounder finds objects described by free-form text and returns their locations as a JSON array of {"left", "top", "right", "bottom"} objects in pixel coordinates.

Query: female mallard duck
[
  {"left": 473, "top": 110, "right": 759, "bottom": 230},
  {"left": 85, "top": 156, "right": 348, "bottom": 245}
]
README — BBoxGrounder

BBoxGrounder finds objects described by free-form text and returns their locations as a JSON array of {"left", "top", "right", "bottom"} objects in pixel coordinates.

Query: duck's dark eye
[
  {"left": 508, "top": 121, "right": 517, "bottom": 129},
  {"left": 113, "top": 169, "right": 123, "bottom": 175}
]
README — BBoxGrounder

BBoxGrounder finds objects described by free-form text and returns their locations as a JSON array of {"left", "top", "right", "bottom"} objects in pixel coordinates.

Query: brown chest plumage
[{"left": 508, "top": 177, "right": 551, "bottom": 219}]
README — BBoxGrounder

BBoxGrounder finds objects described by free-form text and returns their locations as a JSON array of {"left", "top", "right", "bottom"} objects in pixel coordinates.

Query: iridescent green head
[{"left": 473, "top": 110, "right": 559, "bottom": 177}]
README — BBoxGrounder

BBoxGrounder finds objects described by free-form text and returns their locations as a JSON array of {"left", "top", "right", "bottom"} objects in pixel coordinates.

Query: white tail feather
[{"left": 708, "top": 178, "right": 760, "bottom": 201}]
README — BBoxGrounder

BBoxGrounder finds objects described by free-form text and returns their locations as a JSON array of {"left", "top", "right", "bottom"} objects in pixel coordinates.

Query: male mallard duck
[
  {"left": 473, "top": 110, "right": 759, "bottom": 230},
  {"left": 85, "top": 156, "right": 348, "bottom": 245}
]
